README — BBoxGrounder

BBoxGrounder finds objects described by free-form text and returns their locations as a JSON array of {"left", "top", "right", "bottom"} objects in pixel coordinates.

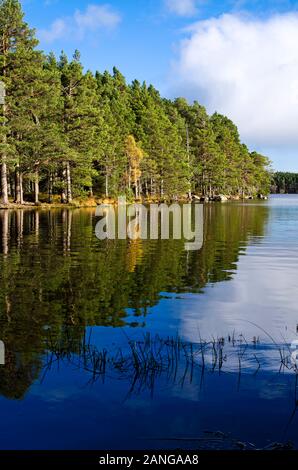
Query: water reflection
[
  {"left": 1, "top": 199, "right": 298, "bottom": 449},
  {"left": 0, "top": 204, "right": 270, "bottom": 379}
]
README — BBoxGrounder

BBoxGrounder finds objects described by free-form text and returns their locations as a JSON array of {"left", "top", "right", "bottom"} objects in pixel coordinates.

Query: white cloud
[
  {"left": 74, "top": 4, "right": 121, "bottom": 31},
  {"left": 39, "top": 3, "right": 121, "bottom": 43},
  {"left": 39, "top": 18, "right": 67, "bottom": 43},
  {"left": 165, "top": 0, "right": 198, "bottom": 16},
  {"left": 172, "top": 13, "right": 298, "bottom": 147}
]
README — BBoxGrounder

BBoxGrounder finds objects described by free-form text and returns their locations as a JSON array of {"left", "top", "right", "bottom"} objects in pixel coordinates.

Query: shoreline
[
  {"left": 0, "top": 202, "right": 98, "bottom": 210},
  {"left": 0, "top": 194, "right": 271, "bottom": 210}
]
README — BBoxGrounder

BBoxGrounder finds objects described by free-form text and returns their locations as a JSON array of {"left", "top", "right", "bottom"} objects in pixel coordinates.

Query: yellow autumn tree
[{"left": 125, "top": 135, "right": 144, "bottom": 199}]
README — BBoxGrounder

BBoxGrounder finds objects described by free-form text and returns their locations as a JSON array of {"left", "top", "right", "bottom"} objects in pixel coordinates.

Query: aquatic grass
[{"left": 43, "top": 329, "right": 298, "bottom": 396}]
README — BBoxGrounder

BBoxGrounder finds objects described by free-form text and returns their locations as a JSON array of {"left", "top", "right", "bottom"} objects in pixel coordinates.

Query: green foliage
[
  {"left": 0, "top": 0, "right": 272, "bottom": 203},
  {"left": 272, "top": 172, "right": 298, "bottom": 194}
]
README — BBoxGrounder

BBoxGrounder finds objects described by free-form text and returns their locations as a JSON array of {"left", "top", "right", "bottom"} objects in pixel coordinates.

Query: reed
[{"left": 44, "top": 329, "right": 298, "bottom": 395}]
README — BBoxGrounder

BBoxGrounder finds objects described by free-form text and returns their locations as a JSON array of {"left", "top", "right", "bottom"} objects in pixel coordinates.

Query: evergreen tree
[
  {"left": 57, "top": 51, "right": 98, "bottom": 202},
  {"left": 0, "top": 0, "right": 40, "bottom": 203}
]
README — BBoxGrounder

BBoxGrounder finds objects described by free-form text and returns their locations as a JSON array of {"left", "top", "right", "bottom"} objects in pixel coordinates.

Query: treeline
[
  {"left": 0, "top": 0, "right": 271, "bottom": 205},
  {"left": 271, "top": 172, "right": 298, "bottom": 194}
]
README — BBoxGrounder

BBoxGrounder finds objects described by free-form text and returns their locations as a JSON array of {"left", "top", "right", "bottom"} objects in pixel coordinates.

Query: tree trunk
[
  {"left": 7, "top": 174, "right": 11, "bottom": 197},
  {"left": 1, "top": 81, "right": 8, "bottom": 205},
  {"left": 1, "top": 160, "right": 8, "bottom": 204},
  {"left": 105, "top": 170, "right": 109, "bottom": 198},
  {"left": 134, "top": 171, "right": 138, "bottom": 199},
  {"left": 48, "top": 172, "right": 53, "bottom": 203},
  {"left": 14, "top": 164, "right": 22, "bottom": 204},
  {"left": 61, "top": 164, "right": 67, "bottom": 203},
  {"left": 34, "top": 167, "right": 39, "bottom": 204},
  {"left": 151, "top": 178, "right": 155, "bottom": 196},
  {"left": 20, "top": 171, "right": 24, "bottom": 204},
  {"left": 66, "top": 161, "right": 72, "bottom": 203},
  {"left": 128, "top": 164, "right": 131, "bottom": 191}
]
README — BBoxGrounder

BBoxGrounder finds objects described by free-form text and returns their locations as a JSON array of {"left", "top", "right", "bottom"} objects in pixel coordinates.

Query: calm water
[{"left": 0, "top": 195, "right": 298, "bottom": 450}]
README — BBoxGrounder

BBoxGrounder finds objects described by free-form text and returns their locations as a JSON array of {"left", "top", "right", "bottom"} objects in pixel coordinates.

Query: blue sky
[{"left": 21, "top": 0, "right": 298, "bottom": 171}]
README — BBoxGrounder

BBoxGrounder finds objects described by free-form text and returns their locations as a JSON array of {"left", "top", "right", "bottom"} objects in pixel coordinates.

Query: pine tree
[
  {"left": 57, "top": 51, "right": 98, "bottom": 203},
  {"left": 0, "top": 0, "right": 40, "bottom": 204}
]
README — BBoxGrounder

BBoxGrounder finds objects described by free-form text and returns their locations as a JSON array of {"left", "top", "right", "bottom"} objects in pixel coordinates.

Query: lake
[{"left": 0, "top": 194, "right": 298, "bottom": 450}]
